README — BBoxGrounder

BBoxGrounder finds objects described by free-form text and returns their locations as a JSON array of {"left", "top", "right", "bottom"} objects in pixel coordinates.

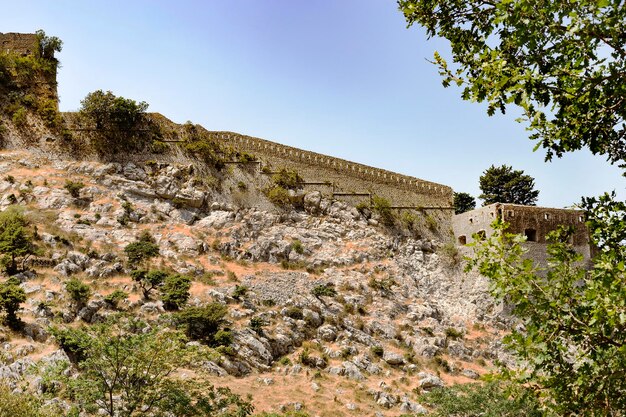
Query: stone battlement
[{"left": 214, "top": 131, "right": 451, "bottom": 200}]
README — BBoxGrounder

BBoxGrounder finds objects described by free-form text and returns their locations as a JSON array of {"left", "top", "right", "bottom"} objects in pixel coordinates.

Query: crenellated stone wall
[{"left": 208, "top": 130, "right": 453, "bottom": 209}]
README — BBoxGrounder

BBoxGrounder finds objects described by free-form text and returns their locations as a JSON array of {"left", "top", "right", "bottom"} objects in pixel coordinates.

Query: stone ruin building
[
  {"left": 453, "top": 203, "right": 592, "bottom": 263},
  {"left": 0, "top": 32, "right": 39, "bottom": 56}
]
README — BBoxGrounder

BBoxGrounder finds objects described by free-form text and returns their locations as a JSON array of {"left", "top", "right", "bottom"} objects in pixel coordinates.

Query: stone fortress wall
[
  {"left": 453, "top": 203, "right": 592, "bottom": 263},
  {"left": 1, "top": 32, "right": 58, "bottom": 107},
  {"left": 0, "top": 32, "right": 38, "bottom": 56},
  {"left": 209, "top": 130, "right": 453, "bottom": 209}
]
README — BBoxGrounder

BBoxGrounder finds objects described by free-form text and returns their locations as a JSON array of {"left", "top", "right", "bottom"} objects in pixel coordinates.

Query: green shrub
[
  {"left": 79, "top": 90, "right": 151, "bottom": 154},
  {"left": 249, "top": 316, "right": 266, "bottom": 334},
  {"left": 104, "top": 289, "right": 128, "bottom": 308},
  {"left": 213, "top": 329, "right": 233, "bottom": 347},
  {"left": 445, "top": 327, "right": 464, "bottom": 340},
  {"left": 426, "top": 214, "right": 438, "bottom": 231},
  {"left": 368, "top": 276, "right": 396, "bottom": 293},
  {"left": 174, "top": 304, "right": 229, "bottom": 346},
  {"left": 4, "top": 175, "right": 15, "bottom": 184},
  {"left": 237, "top": 181, "right": 247, "bottom": 191},
  {"left": 439, "top": 241, "right": 461, "bottom": 266},
  {"left": 419, "top": 380, "right": 545, "bottom": 417},
  {"left": 232, "top": 285, "right": 248, "bottom": 300},
  {"left": 49, "top": 326, "right": 92, "bottom": 363},
  {"left": 238, "top": 152, "right": 256, "bottom": 163},
  {"left": 161, "top": 274, "right": 191, "bottom": 310},
  {"left": 0, "top": 277, "right": 26, "bottom": 329},
  {"left": 285, "top": 306, "right": 304, "bottom": 320},
  {"left": 124, "top": 240, "right": 159, "bottom": 266},
  {"left": 131, "top": 269, "right": 168, "bottom": 299},
  {"left": 0, "top": 382, "right": 46, "bottom": 417},
  {"left": 272, "top": 168, "right": 303, "bottom": 190},
  {"left": 267, "top": 186, "right": 291, "bottom": 207},
  {"left": 11, "top": 107, "right": 27, "bottom": 127},
  {"left": 291, "top": 239, "right": 304, "bottom": 254},
  {"left": 65, "top": 278, "right": 91, "bottom": 306},
  {"left": 311, "top": 284, "right": 337, "bottom": 298},
  {"left": 64, "top": 180, "right": 85, "bottom": 198},
  {"left": 371, "top": 195, "right": 394, "bottom": 226}
]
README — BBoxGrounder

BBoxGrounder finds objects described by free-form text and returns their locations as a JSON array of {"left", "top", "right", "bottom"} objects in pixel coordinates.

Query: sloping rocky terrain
[{"left": 0, "top": 144, "right": 512, "bottom": 415}]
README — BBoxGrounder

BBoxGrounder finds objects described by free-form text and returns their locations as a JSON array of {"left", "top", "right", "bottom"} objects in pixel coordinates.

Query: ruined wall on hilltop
[
  {"left": 0, "top": 33, "right": 38, "bottom": 56},
  {"left": 0, "top": 32, "right": 58, "bottom": 108}
]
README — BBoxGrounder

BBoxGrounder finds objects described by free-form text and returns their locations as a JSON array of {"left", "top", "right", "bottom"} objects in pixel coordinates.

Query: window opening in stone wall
[
  {"left": 508, "top": 210, "right": 514, "bottom": 217},
  {"left": 579, "top": 215, "right": 584, "bottom": 222},
  {"left": 525, "top": 228, "right": 537, "bottom": 242},
  {"left": 476, "top": 230, "right": 486, "bottom": 240},
  {"left": 544, "top": 213, "right": 551, "bottom": 220},
  {"left": 458, "top": 235, "right": 467, "bottom": 245},
  {"left": 469, "top": 218, "right": 473, "bottom": 224}
]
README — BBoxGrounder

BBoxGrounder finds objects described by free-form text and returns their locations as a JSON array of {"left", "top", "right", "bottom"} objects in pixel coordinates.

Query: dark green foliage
[
  {"left": 35, "top": 29, "right": 63, "bottom": 62},
  {"left": 249, "top": 317, "right": 266, "bottom": 335},
  {"left": 479, "top": 165, "right": 539, "bottom": 206},
  {"left": 467, "top": 200, "right": 626, "bottom": 414},
  {"left": 68, "top": 319, "right": 253, "bottom": 417},
  {"left": 453, "top": 192, "right": 476, "bottom": 214},
  {"left": 419, "top": 381, "right": 545, "bottom": 417},
  {"left": 291, "top": 239, "right": 304, "bottom": 254},
  {"left": 272, "top": 168, "right": 303, "bottom": 190},
  {"left": 371, "top": 195, "right": 394, "bottom": 226},
  {"left": 399, "top": 0, "right": 626, "bottom": 170},
  {"left": 181, "top": 123, "right": 225, "bottom": 169},
  {"left": 65, "top": 278, "right": 91, "bottom": 306},
  {"left": 0, "top": 277, "right": 26, "bottom": 329},
  {"left": 11, "top": 107, "right": 27, "bottom": 127},
  {"left": 266, "top": 186, "right": 291, "bottom": 207},
  {"left": 174, "top": 304, "right": 229, "bottom": 346},
  {"left": 445, "top": 327, "right": 463, "bottom": 340},
  {"left": 0, "top": 206, "right": 38, "bottom": 274},
  {"left": 79, "top": 90, "right": 150, "bottom": 154},
  {"left": 104, "top": 290, "right": 128, "bottom": 308},
  {"left": 311, "top": 284, "right": 337, "bottom": 298},
  {"left": 63, "top": 180, "right": 84, "bottom": 198},
  {"left": 124, "top": 234, "right": 159, "bottom": 266},
  {"left": 0, "top": 382, "right": 47, "bottom": 417},
  {"left": 285, "top": 306, "right": 304, "bottom": 320},
  {"left": 50, "top": 326, "right": 92, "bottom": 363},
  {"left": 130, "top": 269, "right": 167, "bottom": 299},
  {"left": 161, "top": 274, "right": 191, "bottom": 310},
  {"left": 212, "top": 329, "right": 233, "bottom": 347},
  {"left": 232, "top": 285, "right": 248, "bottom": 300}
]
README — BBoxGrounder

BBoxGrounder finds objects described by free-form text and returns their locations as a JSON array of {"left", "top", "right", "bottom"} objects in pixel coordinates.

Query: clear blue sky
[{"left": 2, "top": 1, "right": 623, "bottom": 207}]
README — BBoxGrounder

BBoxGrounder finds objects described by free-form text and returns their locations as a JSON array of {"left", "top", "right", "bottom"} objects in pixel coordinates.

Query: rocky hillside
[{"left": 0, "top": 141, "right": 513, "bottom": 415}]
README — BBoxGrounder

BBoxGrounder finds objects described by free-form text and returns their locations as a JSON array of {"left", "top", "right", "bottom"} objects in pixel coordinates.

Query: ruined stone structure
[
  {"left": 453, "top": 203, "right": 591, "bottom": 262},
  {"left": 0, "top": 32, "right": 38, "bottom": 56},
  {"left": 0, "top": 32, "right": 58, "bottom": 108},
  {"left": 212, "top": 131, "right": 452, "bottom": 208}
]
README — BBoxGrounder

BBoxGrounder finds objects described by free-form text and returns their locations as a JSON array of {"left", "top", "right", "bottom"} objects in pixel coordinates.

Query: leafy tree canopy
[
  {"left": 79, "top": 90, "right": 150, "bottom": 154},
  {"left": 467, "top": 193, "right": 626, "bottom": 415},
  {"left": 0, "top": 206, "right": 39, "bottom": 274},
  {"left": 64, "top": 318, "right": 253, "bottom": 417},
  {"left": 0, "top": 276, "right": 26, "bottom": 329},
  {"left": 453, "top": 191, "right": 476, "bottom": 214},
  {"left": 479, "top": 164, "right": 539, "bottom": 206},
  {"left": 399, "top": 0, "right": 626, "bottom": 170},
  {"left": 35, "top": 29, "right": 63, "bottom": 62}
]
